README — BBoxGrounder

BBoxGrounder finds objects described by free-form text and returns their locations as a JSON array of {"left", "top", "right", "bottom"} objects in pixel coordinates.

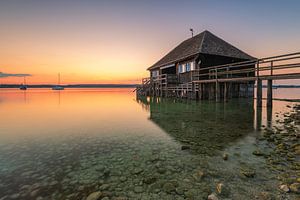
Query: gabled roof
[{"left": 148, "top": 30, "right": 255, "bottom": 70}]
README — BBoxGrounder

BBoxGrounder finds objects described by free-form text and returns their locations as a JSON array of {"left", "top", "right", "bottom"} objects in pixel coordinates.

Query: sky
[{"left": 0, "top": 0, "right": 300, "bottom": 84}]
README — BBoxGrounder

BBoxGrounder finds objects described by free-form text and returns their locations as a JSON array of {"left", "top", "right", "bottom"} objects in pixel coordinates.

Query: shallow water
[{"left": 0, "top": 88, "right": 299, "bottom": 199}]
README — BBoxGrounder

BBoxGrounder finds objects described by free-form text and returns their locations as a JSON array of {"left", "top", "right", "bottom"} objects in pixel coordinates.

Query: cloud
[{"left": 0, "top": 72, "right": 31, "bottom": 78}]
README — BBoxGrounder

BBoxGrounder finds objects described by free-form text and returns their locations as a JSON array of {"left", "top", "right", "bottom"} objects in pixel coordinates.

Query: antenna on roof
[{"left": 190, "top": 28, "right": 194, "bottom": 37}]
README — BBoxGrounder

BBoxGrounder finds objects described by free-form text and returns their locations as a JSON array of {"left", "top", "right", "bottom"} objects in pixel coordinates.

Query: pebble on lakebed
[
  {"left": 222, "top": 153, "right": 228, "bottom": 160},
  {"left": 208, "top": 193, "right": 218, "bottom": 200},
  {"left": 86, "top": 191, "right": 102, "bottom": 200}
]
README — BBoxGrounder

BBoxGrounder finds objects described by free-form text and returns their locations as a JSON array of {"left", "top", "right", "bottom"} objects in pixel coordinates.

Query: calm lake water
[{"left": 0, "top": 88, "right": 299, "bottom": 200}]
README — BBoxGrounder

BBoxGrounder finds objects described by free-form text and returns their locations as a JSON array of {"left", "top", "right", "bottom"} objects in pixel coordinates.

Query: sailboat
[
  {"left": 52, "top": 73, "right": 64, "bottom": 90},
  {"left": 19, "top": 77, "right": 28, "bottom": 90}
]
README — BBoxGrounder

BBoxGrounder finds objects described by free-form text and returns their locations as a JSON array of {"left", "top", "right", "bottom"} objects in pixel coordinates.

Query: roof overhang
[
  {"left": 148, "top": 53, "right": 198, "bottom": 71},
  {"left": 160, "top": 64, "right": 175, "bottom": 70}
]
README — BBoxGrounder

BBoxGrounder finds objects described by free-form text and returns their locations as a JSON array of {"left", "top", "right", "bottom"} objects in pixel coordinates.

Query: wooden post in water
[
  {"left": 246, "top": 83, "right": 249, "bottom": 98},
  {"left": 224, "top": 82, "right": 228, "bottom": 102},
  {"left": 209, "top": 83, "right": 214, "bottom": 100},
  {"left": 267, "top": 104, "right": 273, "bottom": 128},
  {"left": 199, "top": 83, "right": 202, "bottom": 100},
  {"left": 228, "top": 83, "right": 232, "bottom": 99},
  {"left": 256, "top": 61, "right": 262, "bottom": 107},
  {"left": 256, "top": 106, "right": 262, "bottom": 130},
  {"left": 191, "top": 82, "right": 195, "bottom": 100},
  {"left": 256, "top": 79, "right": 262, "bottom": 107},
  {"left": 267, "top": 80, "right": 273, "bottom": 107},
  {"left": 215, "top": 81, "right": 220, "bottom": 102},
  {"left": 267, "top": 61, "right": 273, "bottom": 107},
  {"left": 215, "top": 69, "right": 220, "bottom": 102}
]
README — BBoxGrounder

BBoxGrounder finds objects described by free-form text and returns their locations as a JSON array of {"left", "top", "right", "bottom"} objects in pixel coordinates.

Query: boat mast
[{"left": 58, "top": 73, "right": 60, "bottom": 85}]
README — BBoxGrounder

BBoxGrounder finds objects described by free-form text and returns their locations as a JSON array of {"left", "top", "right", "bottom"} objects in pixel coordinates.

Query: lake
[{"left": 0, "top": 88, "right": 299, "bottom": 200}]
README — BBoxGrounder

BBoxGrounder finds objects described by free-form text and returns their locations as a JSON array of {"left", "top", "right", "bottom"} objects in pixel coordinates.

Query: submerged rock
[
  {"left": 289, "top": 182, "right": 300, "bottom": 194},
  {"left": 86, "top": 191, "right": 102, "bottom": 200},
  {"left": 132, "top": 168, "right": 143, "bottom": 175},
  {"left": 192, "top": 170, "right": 205, "bottom": 181},
  {"left": 222, "top": 153, "right": 228, "bottom": 160},
  {"left": 181, "top": 146, "right": 190, "bottom": 150},
  {"left": 9, "top": 193, "right": 20, "bottom": 199},
  {"left": 30, "top": 189, "right": 40, "bottom": 198},
  {"left": 119, "top": 176, "right": 127, "bottom": 182},
  {"left": 252, "top": 149, "right": 264, "bottom": 156},
  {"left": 208, "top": 193, "right": 218, "bottom": 200},
  {"left": 112, "top": 197, "right": 128, "bottom": 200},
  {"left": 279, "top": 184, "right": 290, "bottom": 193},
  {"left": 240, "top": 169, "right": 256, "bottom": 178},
  {"left": 256, "top": 192, "right": 273, "bottom": 200},
  {"left": 163, "top": 182, "right": 176, "bottom": 194},
  {"left": 143, "top": 176, "right": 157, "bottom": 185},
  {"left": 216, "top": 183, "right": 230, "bottom": 197},
  {"left": 133, "top": 186, "right": 143, "bottom": 193},
  {"left": 99, "top": 184, "right": 110, "bottom": 191}
]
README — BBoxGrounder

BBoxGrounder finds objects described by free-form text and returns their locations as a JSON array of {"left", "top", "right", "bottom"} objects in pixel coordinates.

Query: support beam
[
  {"left": 199, "top": 83, "right": 202, "bottom": 100},
  {"left": 267, "top": 105, "right": 273, "bottom": 128},
  {"left": 256, "top": 79, "right": 262, "bottom": 107},
  {"left": 215, "top": 81, "right": 220, "bottom": 102},
  {"left": 224, "top": 83, "right": 228, "bottom": 102},
  {"left": 267, "top": 79, "right": 273, "bottom": 107},
  {"left": 256, "top": 106, "right": 262, "bottom": 130}
]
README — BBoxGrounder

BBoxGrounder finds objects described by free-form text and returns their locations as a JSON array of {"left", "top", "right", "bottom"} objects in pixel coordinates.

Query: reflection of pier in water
[{"left": 137, "top": 97, "right": 256, "bottom": 155}]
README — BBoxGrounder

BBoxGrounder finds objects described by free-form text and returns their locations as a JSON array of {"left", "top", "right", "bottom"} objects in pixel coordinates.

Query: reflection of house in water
[{"left": 137, "top": 97, "right": 255, "bottom": 154}]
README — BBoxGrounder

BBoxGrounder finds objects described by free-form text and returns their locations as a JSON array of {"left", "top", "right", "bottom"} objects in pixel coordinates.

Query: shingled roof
[{"left": 148, "top": 30, "right": 255, "bottom": 70}]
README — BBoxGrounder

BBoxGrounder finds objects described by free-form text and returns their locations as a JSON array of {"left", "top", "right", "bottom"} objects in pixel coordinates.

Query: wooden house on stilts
[
  {"left": 137, "top": 30, "right": 300, "bottom": 107},
  {"left": 137, "top": 30, "right": 256, "bottom": 101}
]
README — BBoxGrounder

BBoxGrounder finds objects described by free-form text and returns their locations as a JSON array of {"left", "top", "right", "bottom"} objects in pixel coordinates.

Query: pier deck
[{"left": 136, "top": 52, "right": 300, "bottom": 107}]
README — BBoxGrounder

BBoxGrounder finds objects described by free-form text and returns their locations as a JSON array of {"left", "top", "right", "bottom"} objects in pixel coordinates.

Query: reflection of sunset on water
[{"left": 0, "top": 89, "right": 158, "bottom": 140}]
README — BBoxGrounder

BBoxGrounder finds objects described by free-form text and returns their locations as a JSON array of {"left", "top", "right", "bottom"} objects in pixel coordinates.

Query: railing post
[
  {"left": 256, "top": 61, "right": 262, "bottom": 107},
  {"left": 224, "top": 82, "right": 228, "bottom": 102},
  {"left": 267, "top": 79, "right": 273, "bottom": 107},
  {"left": 270, "top": 61, "right": 273, "bottom": 76},
  {"left": 256, "top": 60, "right": 260, "bottom": 77},
  {"left": 215, "top": 69, "right": 220, "bottom": 102}
]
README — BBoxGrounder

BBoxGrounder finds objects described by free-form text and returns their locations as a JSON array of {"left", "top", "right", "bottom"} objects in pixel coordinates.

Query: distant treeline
[{"left": 0, "top": 84, "right": 137, "bottom": 88}]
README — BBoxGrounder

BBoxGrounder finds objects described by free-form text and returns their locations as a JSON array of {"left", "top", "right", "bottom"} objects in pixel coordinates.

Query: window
[
  {"left": 152, "top": 70, "right": 159, "bottom": 77},
  {"left": 178, "top": 64, "right": 183, "bottom": 73},
  {"left": 186, "top": 63, "right": 191, "bottom": 72}
]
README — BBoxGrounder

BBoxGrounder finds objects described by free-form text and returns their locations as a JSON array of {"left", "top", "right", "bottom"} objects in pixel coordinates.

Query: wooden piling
[
  {"left": 267, "top": 79, "right": 273, "bottom": 107},
  {"left": 224, "top": 82, "right": 228, "bottom": 102},
  {"left": 215, "top": 81, "right": 220, "bottom": 102},
  {"left": 256, "top": 79, "right": 262, "bottom": 107}
]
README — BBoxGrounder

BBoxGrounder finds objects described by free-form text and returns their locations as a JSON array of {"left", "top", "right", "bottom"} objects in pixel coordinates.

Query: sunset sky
[{"left": 0, "top": 0, "right": 300, "bottom": 84}]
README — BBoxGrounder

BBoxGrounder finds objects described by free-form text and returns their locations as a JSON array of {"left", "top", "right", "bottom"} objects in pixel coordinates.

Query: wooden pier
[{"left": 136, "top": 52, "right": 300, "bottom": 107}]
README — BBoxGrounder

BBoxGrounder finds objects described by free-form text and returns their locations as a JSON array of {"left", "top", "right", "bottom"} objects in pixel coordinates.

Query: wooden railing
[
  {"left": 192, "top": 52, "right": 300, "bottom": 82},
  {"left": 137, "top": 52, "right": 300, "bottom": 91}
]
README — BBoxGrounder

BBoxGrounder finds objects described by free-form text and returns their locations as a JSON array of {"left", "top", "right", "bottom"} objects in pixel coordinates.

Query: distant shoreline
[
  {"left": 1, "top": 84, "right": 300, "bottom": 89},
  {"left": 0, "top": 84, "right": 137, "bottom": 88}
]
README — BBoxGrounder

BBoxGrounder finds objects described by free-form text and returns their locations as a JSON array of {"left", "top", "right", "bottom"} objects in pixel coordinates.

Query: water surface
[{"left": 0, "top": 88, "right": 299, "bottom": 200}]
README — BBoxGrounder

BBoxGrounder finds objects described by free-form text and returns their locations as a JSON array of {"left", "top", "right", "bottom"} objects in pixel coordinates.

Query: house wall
[
  {"left": 197, "top": 53, "right": 247, "bottom": 68},
  {"left": 161, "top": 66, "right": 176, "bottom": 74},
  {"left": 196, "top": 53, "right": 255, "bottom": 80}
]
